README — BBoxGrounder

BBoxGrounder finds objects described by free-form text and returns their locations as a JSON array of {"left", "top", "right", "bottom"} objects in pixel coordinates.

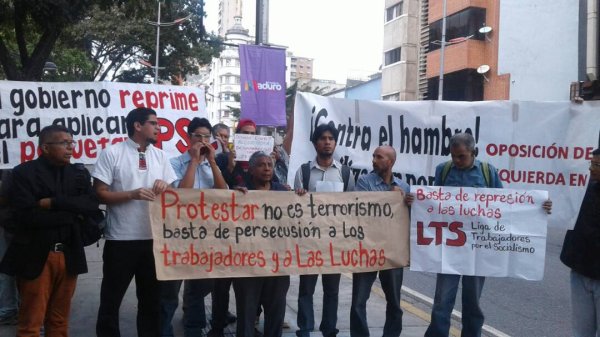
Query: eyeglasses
[
  {"left": 590, "top": 162, "right": 600, "bottom": 169},
  {"left": 45, "top": 140, "right": 76, "bottom": 148},
  {"left": 191, "top": 133, "right": 211, "bottom": 139}
]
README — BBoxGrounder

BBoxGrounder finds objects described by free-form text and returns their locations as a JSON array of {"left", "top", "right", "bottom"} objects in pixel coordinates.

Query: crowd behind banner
[{"left": 0, "top": 82, "right": 597, "bottom": 337}]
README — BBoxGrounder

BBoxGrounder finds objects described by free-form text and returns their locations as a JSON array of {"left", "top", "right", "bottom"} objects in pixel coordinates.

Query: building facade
[{"left": 386, "top": 0, "right": 584, "bottom": 101}]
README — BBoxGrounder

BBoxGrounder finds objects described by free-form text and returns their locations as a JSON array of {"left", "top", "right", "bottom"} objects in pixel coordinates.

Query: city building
[
  {"left": 289, "top": 55, "right": 314, "bottom": 85},
  {"left": 381, "top": 0, "right": 425, "bottom": 101},
  {"left": 385, "top": 0, "right": 584, "bottom": 101},
  {"left": 204, "top": 16, "right": 251, "bottom": 127}
]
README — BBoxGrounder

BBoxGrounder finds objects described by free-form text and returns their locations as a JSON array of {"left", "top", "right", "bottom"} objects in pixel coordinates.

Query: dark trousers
[
  {"left": 96, "top": 240, "right": 159, "bottom": 337},
  {"left": 159, "top": 278, "right": 214, "bottom": 337},
  {"left": 210, "top": 278, "right": 233, "bottom": 332},
  {"left": 233, "top": 276, "right": 290, "bottom": 337},
  {"left": 297, "top": 274, "right": 341, "bottom": 337},
  {"left": 350, "top": 268, "right": 404, "bottom": 337}
]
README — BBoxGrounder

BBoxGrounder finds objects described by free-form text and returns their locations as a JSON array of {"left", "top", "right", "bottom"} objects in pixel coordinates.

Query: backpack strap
[
  {"left": 301, "top": 162, "right": 311, "bottom": 190},
  {"left": 481, "top": 161, "right": 491, "bottom": 187},
  {"left": 441, "top": 160, "right": 453, "bottom": 185},
  {"left": 341, "top": 165, "right": 351, "bottom": 191}
]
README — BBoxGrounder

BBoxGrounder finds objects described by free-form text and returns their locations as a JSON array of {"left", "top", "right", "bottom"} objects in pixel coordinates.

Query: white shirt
[
  {"left": 92, "top": 139, "right": 177, "bottom": 240},
  {"left": 293, "top": 158, "right": 355, "bottom": 192}
]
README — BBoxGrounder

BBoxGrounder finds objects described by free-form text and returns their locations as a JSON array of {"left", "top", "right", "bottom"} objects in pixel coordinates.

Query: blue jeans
[
  {"left": 297, "top": 274, "right": 341, "bottom": 337},
  {"left": 0, "top": 227, "right": 18, "bottom": 319},
  {"left": 571, "top": 270, "right": 600, "bottom": 337},
  {"left": 350, "top": 268, "right": 403, "bottom": 337},
  {"left": 160, "top": 279, "right": 214, "bottom": 337},
  {"left": 425, "top": 274, "right": 485, "bottom": 337}
]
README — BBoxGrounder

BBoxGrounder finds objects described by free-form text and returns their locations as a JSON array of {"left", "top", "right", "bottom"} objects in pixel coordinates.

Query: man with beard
[
  {"left": 93, "top": 107, "right": 177, "bottom": 337},
  {"left": 293, "top": 124, "right": 354, "bottom": 337},
  {"left": 349, "top": 145, "right": 409, "bottom": 337}
]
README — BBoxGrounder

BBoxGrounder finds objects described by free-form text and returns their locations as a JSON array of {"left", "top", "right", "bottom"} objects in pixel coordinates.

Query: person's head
[
  {"left": 39, "top": 125, "right": 74, "bottom": 166},
  {"left": 125, "top": 107, "right": 159, "bottom": 144},
  {"left": 248, "top": 151, "right": 273, "bottom": 184},
  {"left": 449, "top": 133, "right": 477, "bottom": 169},
  {"left": 311, "top": 124, "right": 338, "bottom": 157},
  {"left": 236, "top": 119, "right": 257, "bottom": 135},
  {"left": 372, "top": 145, "right": 396, "bottom": 176},
  {"left": 187, "top": 118, "right": 213, "bottom": 146},
  {"left": 590, "top": 148, "right": 600, "bottom": 181},
  {"left": 213, "top": 123, "right": 230, "bottom": 143}
]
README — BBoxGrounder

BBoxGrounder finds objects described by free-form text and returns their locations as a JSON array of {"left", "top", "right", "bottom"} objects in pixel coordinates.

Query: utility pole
[{"left": 438, "top": 0, "right": 447, "bottom": 100}]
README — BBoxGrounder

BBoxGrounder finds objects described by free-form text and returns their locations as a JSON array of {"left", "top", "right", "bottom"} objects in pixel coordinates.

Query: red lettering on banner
[
  {"left": 161, "top": 190, "right": 259, "bottom": 222},
  {"left": 118, "top": 89, "right": 200, "bottom": 111},
  {"left": 416, "top": 221, "right": 466, "bottom": 246}
]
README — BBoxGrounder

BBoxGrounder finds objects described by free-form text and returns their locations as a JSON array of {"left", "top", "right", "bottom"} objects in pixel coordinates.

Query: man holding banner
[
  {"left": 350, "top": 146, "right": 409, "bottom": 337},
  {"left": 293, "top": 124, "right": 355, "bottom": 337},
  {"left": 93, "top": 107, "right": 177, "bottom": 337},
  {"left": 232, "top": 151, "right": 290, "bottom": 337},
  {"left": 424, "top": 133, "right": 552, "bottom": 337}
]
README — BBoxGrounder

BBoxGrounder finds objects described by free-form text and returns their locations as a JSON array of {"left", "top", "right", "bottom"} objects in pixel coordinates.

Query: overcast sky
[{"left": 204, "top": 0, "right": 384, "bottom": 83}]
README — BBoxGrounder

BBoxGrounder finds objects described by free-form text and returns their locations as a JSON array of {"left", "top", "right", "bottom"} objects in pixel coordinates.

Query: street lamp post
[
  {"left": 154, "top": 1, "right": 161, "bottom": 83},
  {"left": 438, "top": 0, "right": 447, "bottom": 100},
  {"left": 146, "top": 1, "right": 191, "bottom": 84}
]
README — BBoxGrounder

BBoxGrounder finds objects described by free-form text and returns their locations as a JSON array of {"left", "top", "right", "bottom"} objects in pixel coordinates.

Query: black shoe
[
  {"left": 207, "top": 329, "right": 225, "bottom": 337},
  {"left": 226, "top": 311, "right": 237, "bottom": 324},
  {"left": 254, "top": 327, "right": 263, "bottom": 337}
]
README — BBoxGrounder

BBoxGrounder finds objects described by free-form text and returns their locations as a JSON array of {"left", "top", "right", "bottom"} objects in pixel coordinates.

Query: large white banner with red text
[
  {"left": 289, "top": 93, "right": 600, "bottom": 229},
  {"left": 409, "top": 186, "right": 549, "bottom": 280},
  {"left": 0, "top": 81, "right": 206, "bottom": 168}
]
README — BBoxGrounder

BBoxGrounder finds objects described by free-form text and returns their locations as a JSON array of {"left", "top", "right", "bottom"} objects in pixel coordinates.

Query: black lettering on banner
[{"left": 9, "top": 87, "right": 111, "bottom": 116}]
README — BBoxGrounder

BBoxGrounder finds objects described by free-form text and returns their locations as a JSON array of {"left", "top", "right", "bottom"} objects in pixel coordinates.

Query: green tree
[{"left": 0, "top": 0, "right": 115, "bottom": 81}]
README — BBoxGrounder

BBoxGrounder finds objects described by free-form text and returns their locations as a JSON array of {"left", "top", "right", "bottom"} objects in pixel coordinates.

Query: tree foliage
[{"left": 0, "top": 0, "right": 222, "bottom": 82}]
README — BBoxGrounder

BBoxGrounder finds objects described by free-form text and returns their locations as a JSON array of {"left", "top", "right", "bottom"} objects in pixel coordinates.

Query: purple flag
[{"left": 239, "top": 45, "right": 286, "bottom": 126}]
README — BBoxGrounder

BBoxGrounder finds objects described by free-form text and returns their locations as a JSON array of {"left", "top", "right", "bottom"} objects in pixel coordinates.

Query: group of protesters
[{"left": 2, "top": 105, "right": 600, "bottom": 337}]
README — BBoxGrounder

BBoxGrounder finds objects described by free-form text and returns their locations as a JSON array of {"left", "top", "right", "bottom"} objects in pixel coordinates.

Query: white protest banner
[
  {"left": 289, "top": 93, "right": 600, "bottom": 229},
  {"left": 149, "top": 189, "right": 409, "bottom": 280},
  {"left": 409, "top": 186, "right": 548, "bottom": 280},
  {"left": 0, "top": 80, "right": 206, "bottom": 168},
  {"left": 233, "top": 134, "right": 274, "bottom": 161}
]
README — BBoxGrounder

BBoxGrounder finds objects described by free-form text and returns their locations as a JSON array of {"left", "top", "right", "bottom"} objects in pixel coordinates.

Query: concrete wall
[{"left": 498, "top": 0, "right": 579, "bottom": 100}]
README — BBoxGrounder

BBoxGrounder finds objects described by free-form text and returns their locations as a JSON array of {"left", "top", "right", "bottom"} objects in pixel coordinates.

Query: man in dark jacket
[
  {"left": 561, "top": 148, "right": 600, "bottom": 337},
  {"left": 0, "top": 125, "right": 99, "bottom": 336}
]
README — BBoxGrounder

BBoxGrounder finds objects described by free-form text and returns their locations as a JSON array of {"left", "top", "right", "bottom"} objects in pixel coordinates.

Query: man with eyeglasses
[
  {"left": 0, "top": 125, "right": 99, "bottom": 336},
  {"left": 160, "top": 117, "right": 227, "bottom": 337},
  {"left": 93, "top": 107, "right": 177, "bottom": 337},
  {"left": 561, "top": 148, "right": 600, "bottom": 337}
]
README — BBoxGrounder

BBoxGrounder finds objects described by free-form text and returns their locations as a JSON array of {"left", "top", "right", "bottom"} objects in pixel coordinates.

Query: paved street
[
  {"left": 0, "top": 229, "right": 571, "bottom": 337},
  {"left": 0, "top": 241, "right": 442, "bottom": 337}
]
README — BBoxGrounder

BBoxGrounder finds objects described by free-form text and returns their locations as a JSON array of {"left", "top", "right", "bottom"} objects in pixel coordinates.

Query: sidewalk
[{"left": 0, "top": 241, "right": 455, "bottom": 337}]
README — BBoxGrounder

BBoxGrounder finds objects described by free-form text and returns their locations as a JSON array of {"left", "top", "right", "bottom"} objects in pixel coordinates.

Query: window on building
[
  {"left": 384, "top": 47, "right": 401, "bottom": 65},
  {"left": 222, "top": 93, "right": 231, "bottom": 101},
  {"left": 382, "top": 93, "right": 400, "bottom": 101},
  {"left": 386, "top": 2, "right": 403, "bottom": 22},
  {"left": 291, "top": 64, "right": 296, "bottom": 68},
  {"left": 426, "top": 69, "right": 483, "bottom": 101},
  {"left": 429, "top": 7, "right": 486, "bottom": 51}
]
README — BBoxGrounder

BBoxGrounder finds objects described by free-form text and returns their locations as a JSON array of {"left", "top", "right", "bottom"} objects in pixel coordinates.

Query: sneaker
[{"left": 0, "top": 314, "right": 17, "bottom": 325}]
